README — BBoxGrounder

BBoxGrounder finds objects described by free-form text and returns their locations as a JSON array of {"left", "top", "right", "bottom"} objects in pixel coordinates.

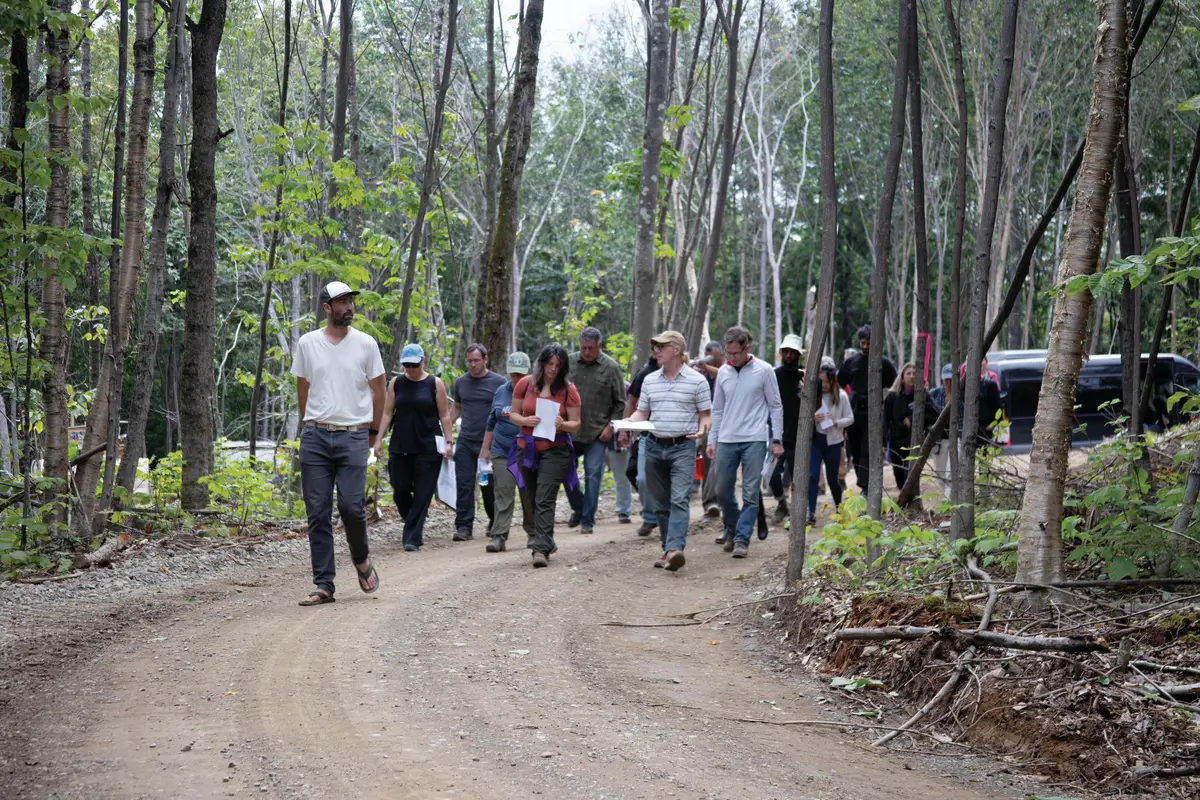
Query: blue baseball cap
[
  {"left": 941, "top": 363, "right": 954, "bottom": 381},
  {"left": 399, "top": 343, "right": 425, "bottom": 366}
]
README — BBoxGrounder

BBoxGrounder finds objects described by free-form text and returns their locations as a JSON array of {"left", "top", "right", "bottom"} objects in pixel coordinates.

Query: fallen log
[
  {"left": 72, "top": 533, "right": 132, "bottom": 570},
  {"left": 834, "top": 625, "right": 1107, "bottom": 653},
  {"left": 1149, "top": 682, "right": 1200, "bottom": 701}
]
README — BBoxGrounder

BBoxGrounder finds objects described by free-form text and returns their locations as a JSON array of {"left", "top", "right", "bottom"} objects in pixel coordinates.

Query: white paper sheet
[
  {"left": 532, "top": 398, "right": 560, "bottom": 440},
  {"left": 818, "top": 398, "right": 835, "bottom": 431},
  {"left": 611, "top": 419, "right": 656, "bottom": 433}
]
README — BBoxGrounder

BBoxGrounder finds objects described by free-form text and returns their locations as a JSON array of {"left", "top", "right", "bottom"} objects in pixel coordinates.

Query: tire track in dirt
[{"left": 5, "top": 512, "right": 1025, "bottom": 799}]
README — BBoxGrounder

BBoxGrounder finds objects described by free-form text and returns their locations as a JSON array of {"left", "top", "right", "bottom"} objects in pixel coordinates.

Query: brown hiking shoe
[
  {"left": 637, "top": 522, "right": 657, "bottom": 537},
  {"left": 664, "top": 550, "right": 686, "bottom": 571}
]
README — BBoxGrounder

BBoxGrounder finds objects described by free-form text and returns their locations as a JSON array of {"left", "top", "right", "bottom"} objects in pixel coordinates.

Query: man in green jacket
[{"left": 566, "top": 327, "right": 627, "bottom": 534}]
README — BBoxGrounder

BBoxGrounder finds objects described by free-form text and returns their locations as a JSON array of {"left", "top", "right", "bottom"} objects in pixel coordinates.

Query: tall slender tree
[
  {"left": 117, "top": 0, "right": 188, "bottom": 494},
  {"left": 787, "top": 0, "right": 838, "bottom": 589},
  {"left": 865, "top": 0, "right": 911, "bottom": 521},
  {"left": 249, "top": 0, "right": 294, "bottom": 459},
  {"left": 38, "top": 0, "right": 72, "bottom": 523},
  {"left": 180, "top": 0, "right": 229, "bottom": 509},
  {"left": 631, "top": 0, "right": 670, "bottom": 367},
  {"left": 75, "top": 0, "right": 158, "bottom": 536},
  {"left": 1016, "top": 0, "right": 1129, "bottom": 586},
  {"left": 475, "top": 0, "right": 544, "bottom": 361},
  {"left": 906, "top": 0, "right": 930, "bottom": 500}
]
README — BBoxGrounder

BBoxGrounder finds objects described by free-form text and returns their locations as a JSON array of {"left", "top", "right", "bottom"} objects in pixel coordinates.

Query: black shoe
[
  {"left": 757, "top": 525, "right": 769, "bottom": 541},
  {"left": 772, "top": 502, "right": 788, "bottom": 524},
  {"left": 453, "top": 528, "right": 473, "bottom": 541},
  {"left": 486, "top": 536, "right": 506, "bottom": 553},
  {"left": 636, "top": 523, "right": 656, "bottom": 537},
  {"left": 704, "top": 505, "right": 721, "bottom": 518},
  {"left": 580, "top": 525, "right": 594, "bottom": 535},
  {"left": 567, "top": 511, "right": 582, "bottom": 528},
  {"left": 715, "top": 530, "right": 731, "bottom": 546},
  {"left": 404, "top": 543, "right": 419, "bottom": 552},
  {"left": 618, "top": 515, "right": 632, "bottom": 524},
  {"left": 807, "top": 514, "right": 817, "bottom": 526},
  {"left": 723, "top": 535, "right": 737, "bottom": 553}
]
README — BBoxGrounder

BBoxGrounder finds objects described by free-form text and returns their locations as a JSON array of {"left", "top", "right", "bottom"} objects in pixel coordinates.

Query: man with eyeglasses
[{"left": 620, "top": 331, "right": 712, "bottom": 571}]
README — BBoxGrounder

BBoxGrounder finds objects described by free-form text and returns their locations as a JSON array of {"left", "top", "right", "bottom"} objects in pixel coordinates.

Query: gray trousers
[{"left": 300, "top": 426, "right": 370, "bottom": 595}]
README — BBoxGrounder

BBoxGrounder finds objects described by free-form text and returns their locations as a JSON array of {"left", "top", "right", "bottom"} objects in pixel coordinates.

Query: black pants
[
  {"left": 846, "top": 410, "right": 869, "bottom": 491},
  {"left": 389, "top": 452, "right": 442, "bottom": 548},
  {"left": 889, "top": 445, "right": 909, "bottom": 492},
  {"left": 768, "top": 446, "right": 796, "bottom": 500},
  {"left": 454, "top": 438, "right": 495, "bottom": 531}
]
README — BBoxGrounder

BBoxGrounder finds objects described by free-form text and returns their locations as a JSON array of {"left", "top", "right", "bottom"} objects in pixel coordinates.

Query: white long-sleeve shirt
[{"left": 709, "top": 356, "right": 784, "bottom": 445}]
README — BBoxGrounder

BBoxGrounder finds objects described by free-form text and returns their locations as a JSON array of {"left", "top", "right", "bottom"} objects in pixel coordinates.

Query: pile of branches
[{"left": 789, "top": 562, "right": 1200, "bottom": 796}]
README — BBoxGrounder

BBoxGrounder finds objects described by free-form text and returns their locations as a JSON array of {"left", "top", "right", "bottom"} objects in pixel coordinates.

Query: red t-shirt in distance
[{"left": 513, "top": 376, "right": 582, "bottom": 452}]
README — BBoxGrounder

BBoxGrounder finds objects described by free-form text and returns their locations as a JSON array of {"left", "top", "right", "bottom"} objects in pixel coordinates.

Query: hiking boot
[
  {"left": 731, "top": 542, "right": 748, "bottom": 559},
  {"left": 715, "top": 530, "right": 731, "bottom": 546},
  {"left": 404, "top": 543, "right": 419, "bottom": 552},
  {"left": 664, "top": 550, "right": 686, "bottom": 571},
  {"left": 704, "top": 505, "right": 721, "bottom": 518},
  {"left": 654, "top": 552, "right": 669, "bottom": 568},
  {"left": 807, "top": 513, "right": 817, "bottom": 526},
  {"left": 580, "top": 525, "right": 594, "bottom": 535},
  {"left": 486, "top": 536, "right": 506, "bottom": 553},
  {"left": 772, "top": 501, "right": 788, "bottom": 524},
  {"left": 757, "top": 523, "right": 769, "bottom": 541},
  {"left": 637, "top": 522, "right": 657, "bottom": 537},
  {"left": 618, "top": 514, "right": 632, "bottom": 524},
  {"left": 453, "top": 528, "right": 473, "bottom": 541},
  {"left": 723, "top": 535, "right": 737, "bottom": 553},
  {"left": 567, "top": 511, "right": 582, "bottom": 528},
  {"left": 532, "top": 552, "right": 548, "bottom": 568}
]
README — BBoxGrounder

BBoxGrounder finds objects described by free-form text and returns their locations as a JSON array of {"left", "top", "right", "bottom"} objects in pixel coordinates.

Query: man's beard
[{"left": 331, "top": 311, "right": 353, "bottom": 328}]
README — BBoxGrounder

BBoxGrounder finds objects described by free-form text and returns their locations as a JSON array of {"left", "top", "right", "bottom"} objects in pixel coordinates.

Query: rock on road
[{"left": 2, "top": 512, "right": 1017, "bottom": 799}]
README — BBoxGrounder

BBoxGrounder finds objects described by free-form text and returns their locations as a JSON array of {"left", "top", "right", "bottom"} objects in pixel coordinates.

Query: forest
[{"left": 2, "top": 0, "right": 1200, "bottom": 789}]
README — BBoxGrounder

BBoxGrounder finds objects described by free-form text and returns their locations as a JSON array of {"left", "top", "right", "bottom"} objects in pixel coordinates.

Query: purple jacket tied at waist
[{"left": 506, "top": 433, "right": 580, "bottom": 494}]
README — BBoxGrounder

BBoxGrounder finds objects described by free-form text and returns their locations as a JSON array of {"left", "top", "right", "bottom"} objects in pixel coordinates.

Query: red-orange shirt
[{"left": 513, "top": 376, "right": 581, "bottom": 452}]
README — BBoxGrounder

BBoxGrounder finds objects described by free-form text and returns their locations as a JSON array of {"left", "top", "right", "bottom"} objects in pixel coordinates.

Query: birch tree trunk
[
  {"left": 180, "top": 0, "right": 228, "bottom": 510},
  {"left": 117, "top": 0, "right": 187, "bottom": 495},
  {"left": 866, "top": 0, "right": 910, "bottom": 521},
  {"left": 1016, "top": 0, "right": 1129, "bottom": 586},
  {"left": 631, "top": 0, "right": 669, "bottom": 367},
  {"left": 476, "top": 0, "right": 543, "bottom": 363}
]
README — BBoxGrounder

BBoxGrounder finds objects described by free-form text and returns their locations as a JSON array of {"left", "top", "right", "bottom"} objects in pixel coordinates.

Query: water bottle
[
  {"left": 478, "top": 457, "right": 491, "bottom": 487},
  {"left": 479, "top": 470, "right": 490, "bottom": 487}
]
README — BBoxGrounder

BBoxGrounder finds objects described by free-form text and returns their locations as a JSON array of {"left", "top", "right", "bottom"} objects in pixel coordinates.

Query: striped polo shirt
[{"left": 637, "top": 366, "right": 712, "bottom": 437}]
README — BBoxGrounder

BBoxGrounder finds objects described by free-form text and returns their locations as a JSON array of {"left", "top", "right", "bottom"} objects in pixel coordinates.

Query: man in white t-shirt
[{"left": 291, "top": 281, "right": 386, "bottom": 606}]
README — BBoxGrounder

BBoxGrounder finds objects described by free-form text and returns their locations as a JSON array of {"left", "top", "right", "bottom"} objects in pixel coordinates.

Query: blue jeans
[
  {"left": 609, "top": 447, "right": 633, "bottom": 518},
  {"left": 644, "top": 437, "right": 697, "bottom": 553},
  {"left": 637, "top": 434, "right": 657, "bottom": 525},
  {"left": 299, "top": 426, "right": 370, "bottom": 595},
  {"left": 809, "top": 433, "right": 844, "bottom": 515},
  {"left": 716, "top": 440, "right": 767, "bottom": 545},
  {"left": 566, "top": 439, "right": 608, "bottom": 527}
]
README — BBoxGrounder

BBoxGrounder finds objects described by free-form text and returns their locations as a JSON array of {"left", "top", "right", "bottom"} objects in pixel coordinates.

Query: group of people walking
[{"left": 289, "top": 281, "right": 1003, "bottom": 605}]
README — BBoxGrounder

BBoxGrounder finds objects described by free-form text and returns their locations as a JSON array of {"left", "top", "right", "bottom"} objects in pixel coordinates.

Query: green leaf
[{"left": 1106, "top": 556, "right": 1137, "bottom": 581}]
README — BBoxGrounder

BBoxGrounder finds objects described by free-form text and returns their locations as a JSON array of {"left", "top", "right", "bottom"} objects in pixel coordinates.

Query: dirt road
[{"left": 3, "top": 511, "right": 1024, "bottom": 799}]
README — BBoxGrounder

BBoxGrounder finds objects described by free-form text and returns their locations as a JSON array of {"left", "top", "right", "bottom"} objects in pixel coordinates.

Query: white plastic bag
[{"left": 435, "top": 436, "right": 456, "bottom": 509}]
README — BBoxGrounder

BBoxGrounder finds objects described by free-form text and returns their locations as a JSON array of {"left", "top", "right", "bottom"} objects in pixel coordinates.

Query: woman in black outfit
[
  {"left": 375, "top": 343, "right": 454, "bottom": 551},
  {"left": 883, "top": 362, "right": 937, "bottom": 490}
]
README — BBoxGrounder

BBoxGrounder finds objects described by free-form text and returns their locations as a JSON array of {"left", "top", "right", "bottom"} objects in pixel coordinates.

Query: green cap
[{"left": 506, "top": 351, "right": 531, "bottom": 375}]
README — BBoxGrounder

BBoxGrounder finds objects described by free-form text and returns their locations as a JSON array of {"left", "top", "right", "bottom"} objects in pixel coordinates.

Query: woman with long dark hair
[
  {"left": 507, "top": 344, "right": 582, "bottom": 567},
  {"left": 808, "top": 363, "right": 854, "bottom": 525},
  {"left": 884, "top": 362, "right": 938, "bottom": 490}
]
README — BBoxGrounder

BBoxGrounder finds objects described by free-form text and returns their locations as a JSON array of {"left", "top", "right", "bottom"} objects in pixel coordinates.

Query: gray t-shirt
[{"left": 453, "top": 370, "right": 506, "bottom": 443}]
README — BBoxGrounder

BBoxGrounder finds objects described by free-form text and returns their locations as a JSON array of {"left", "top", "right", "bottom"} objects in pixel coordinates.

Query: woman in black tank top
[{"left": 377, "top": 346, "right": 453, "bottom": 550}]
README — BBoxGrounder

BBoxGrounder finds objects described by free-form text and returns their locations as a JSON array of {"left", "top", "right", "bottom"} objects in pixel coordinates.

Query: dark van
[{"left": 988, "top": 350, "right": 1200, "bottom": 452}]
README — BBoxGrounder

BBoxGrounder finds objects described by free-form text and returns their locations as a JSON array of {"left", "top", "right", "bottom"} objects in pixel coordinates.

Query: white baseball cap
[{"left": 320, "top": 280, "right": 359, "bottom": 304}]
